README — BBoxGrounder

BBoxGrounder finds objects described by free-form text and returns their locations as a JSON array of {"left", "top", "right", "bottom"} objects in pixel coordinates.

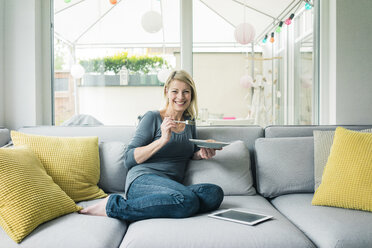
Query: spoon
[{"left": 173, "top": 120, "right": 195, "bottom": 125}]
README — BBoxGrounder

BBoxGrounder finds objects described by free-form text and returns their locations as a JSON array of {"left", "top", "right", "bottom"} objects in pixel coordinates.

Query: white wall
[
  {"left": 335, "top": 0, "right": 372, "bottom": 124},
  {"left": 0, "top": 0, "right": 4, "bottom": 127},
  {"left": 320, "top": 0, "right": 372, "bottom": 124},
  {"left": 3, "top": 0, "right": 51, "bottom": 130}
]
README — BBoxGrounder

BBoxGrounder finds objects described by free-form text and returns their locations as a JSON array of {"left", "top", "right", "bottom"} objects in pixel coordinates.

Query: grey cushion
[
  {"left": 0, "top": 199, "right": 127, "bottom": 248},
  {"left": 98, "top": 142, "right": 127, "bottom": 193},
  {"left": 183, "top": 141, "right": 256, "bottom": 196},
  {"left": 271, "top": 193, "right": 372, "bottom": 248},
  {"left": 197, "top": 126, "right": 264, "bottom": 185},
  {"left": 0, "top": 128, "right": 10, "bottom": 147},
  {"left": 120, "top": 195, "right": 315, "bottom": 248},
  {"left": 255, "top": 137, "right": 314, "bottom": 198},
  {"left": 313, "top": 128, "right": 372, "bottom": 191}
]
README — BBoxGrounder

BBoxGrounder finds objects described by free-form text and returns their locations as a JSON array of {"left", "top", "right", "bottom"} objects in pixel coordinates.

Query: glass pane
[
  {"left": 53, "top": 0, "right": 180, "bottom": 125},
  {"left": 293, "top": 8, "right": 314, "bottom": 125},
  {"left": 192, "top": 0, "right": 316, "bottom": 126}
]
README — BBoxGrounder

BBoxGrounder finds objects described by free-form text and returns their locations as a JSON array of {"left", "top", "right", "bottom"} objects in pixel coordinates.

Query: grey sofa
[{"left": 1, "top": 125, "right": 372, "bottom": 248}]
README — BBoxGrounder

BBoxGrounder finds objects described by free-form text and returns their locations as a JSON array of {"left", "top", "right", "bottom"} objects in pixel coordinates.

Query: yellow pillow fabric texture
[
  {"left": 312, "top": 127, "right": 372, "bottom": 212},
  {"left": 313, "top": 128, "right": 372, "bottom": 191},
  {"left": 11, "top": 131, "right": 107, "bottom": 202},
  {"left": 0, "top": 146, "right": 82, "bottom": 243}
]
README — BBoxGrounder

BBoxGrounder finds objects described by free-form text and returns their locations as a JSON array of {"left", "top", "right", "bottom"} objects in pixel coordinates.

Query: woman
[{"left": 80, "top": 70, "right": 224, "bottom": 221}]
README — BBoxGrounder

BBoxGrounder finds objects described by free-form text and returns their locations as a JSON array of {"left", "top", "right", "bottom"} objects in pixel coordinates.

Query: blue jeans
[{"left": 106, "top": 174, "right": 224, "bottom": 221}]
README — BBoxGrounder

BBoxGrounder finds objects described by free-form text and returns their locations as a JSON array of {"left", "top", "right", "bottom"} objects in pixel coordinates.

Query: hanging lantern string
[
  {"left": 256, "top": 0, "right": 302, "bottom": 43},
  {"left": 260, "top": 0, "right": 307, "bottom": 43},
  {"left": 294, "top": 0, "right": 306, "bottom": 14},
  {"left": 304, "top": 0, "right": 314, "bottom": 7}
]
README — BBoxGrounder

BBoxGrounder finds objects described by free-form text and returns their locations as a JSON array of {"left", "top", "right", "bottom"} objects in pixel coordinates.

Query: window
[
  {"left": 54, "top": 78, "right": 69, "bottom": 92},
  {"left": 192, "top": 0, "right": 316, "bottom": 126},
  {"left": 52, "top": 0, "right": 318, "bottom": 126},
  {"left": 53, "top": 0, "right": 180, "bottom": 125}
]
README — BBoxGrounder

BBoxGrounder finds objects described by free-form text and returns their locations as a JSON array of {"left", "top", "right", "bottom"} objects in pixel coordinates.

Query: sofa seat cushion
[
  {"left": 271, "top": 193, "right": 372, "bottom": 248},
  {"left": 120, "top": 195, "right": 315, "bottom": 248},
  {"left": 0, "top": 198, "right": 128, "bottom": 248}
]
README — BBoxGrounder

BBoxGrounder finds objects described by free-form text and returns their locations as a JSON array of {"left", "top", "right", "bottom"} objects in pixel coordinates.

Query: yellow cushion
[
  {"left": 0, "top": 146, "right": 82, "bottom": 243},
  {"left": 11, "top": 131, "right": 107, "bottom": 202},
  {"left": 312, "top": 127, "right": 372, "bottom": 212}
]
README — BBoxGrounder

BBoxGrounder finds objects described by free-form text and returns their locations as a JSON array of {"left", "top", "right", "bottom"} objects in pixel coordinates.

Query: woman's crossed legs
[{"left": 80, "top": 174, "right": 224, "bottom": 221}]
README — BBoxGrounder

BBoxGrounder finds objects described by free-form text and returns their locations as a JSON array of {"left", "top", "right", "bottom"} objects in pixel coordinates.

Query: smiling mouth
[{"left": 174, "top": 101, "right": 186, "bottom": 105}]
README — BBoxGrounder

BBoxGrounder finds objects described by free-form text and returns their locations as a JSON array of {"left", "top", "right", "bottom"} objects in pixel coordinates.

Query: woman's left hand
[{"left": 194, "top": 147, "right": 219, "bottom": 160}]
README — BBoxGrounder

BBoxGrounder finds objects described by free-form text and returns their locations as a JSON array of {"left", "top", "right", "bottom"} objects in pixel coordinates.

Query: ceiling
[{"left": 54, "top": 0, "right": 305, "bottom": 48}]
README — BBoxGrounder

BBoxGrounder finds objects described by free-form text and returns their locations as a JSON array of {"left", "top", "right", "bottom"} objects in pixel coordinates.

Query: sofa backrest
[
  {"left": 255, "top": 136, "right": 314, "bottom": 198},
  {"left": 17, "top": 125, "right": 264, "bottom": 193},
  {"left": 17, "top": 126, "right": 137, "bottom": 143},
  {"left": 256, "top": 125, "right": 372, "bottom": 198},
  {"left": 18, "top": 125, "right": 263, "bottom": 151},
  {"left": 264, "top": 125, "right": 372, "bottom": 138}
]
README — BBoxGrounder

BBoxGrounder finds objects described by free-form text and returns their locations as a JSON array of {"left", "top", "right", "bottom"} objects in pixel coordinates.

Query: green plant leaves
[{"left": 79, "top": 52, "right": 169, "bottom": 75}]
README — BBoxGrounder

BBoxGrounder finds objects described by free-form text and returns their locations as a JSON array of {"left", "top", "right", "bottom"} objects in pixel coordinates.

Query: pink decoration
[
  {"left": 223, "top": 117, "right": 236, "bottom": 120},
  {"left": 234, "top": 23, "right": 256, "bottom": 45},
  {"left": 240, "top": 75, "right": 253, "bottom": 88}
]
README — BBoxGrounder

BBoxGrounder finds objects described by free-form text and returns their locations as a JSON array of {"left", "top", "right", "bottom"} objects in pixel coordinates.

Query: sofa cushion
[
  {"left": 11, "top": 131, "right": 107, "bottom": 202},
  {"left": 197, "top": 126, "right": 264, "bottom": 185},
  {"left": 271, "top": 193, "right": 372, "bottom": 248},
  {"left": 255, "top": 137, "right": 314, "bottom": 198},
  {"left": 98, "top": 141, "right": 127, "bottom": 193},
  {"left": 312, "top": 127, "right": 372, "bottom": 212},
  {"left": 313, "top": 128, "right": 372, "bottom": 190},
  {"left": 120, "top": 195, "right": 315, "bottom": 248},
  {"left": 0, "top": 128, "right": 10, "bottom": 147},
  {"left": 183, "top": 141, "right": 256, "bottom": 196},
  {"left": 0, "top": 198, "right": 127, "bottom": 248},
  {"left": 0, "top": 146, "right": 81, "bottom": 243}
]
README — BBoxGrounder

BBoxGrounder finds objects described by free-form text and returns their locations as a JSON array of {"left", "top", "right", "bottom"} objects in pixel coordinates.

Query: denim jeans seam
[{"left": 107, "top": 201, "right": 188, "bottom": 217}]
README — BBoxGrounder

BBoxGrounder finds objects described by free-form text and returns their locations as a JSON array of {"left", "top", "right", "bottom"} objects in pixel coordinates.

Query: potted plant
[{"left": 79, "top": 53, "right": 168, "bottom": 86}]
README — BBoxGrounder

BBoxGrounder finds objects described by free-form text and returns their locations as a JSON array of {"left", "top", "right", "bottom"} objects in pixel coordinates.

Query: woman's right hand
[{"left": 160, "top": 117, "right": 176, "bottom": 144}]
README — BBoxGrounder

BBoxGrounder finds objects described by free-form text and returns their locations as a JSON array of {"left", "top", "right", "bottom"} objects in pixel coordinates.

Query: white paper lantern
[
  {"left": 141, "top": 11, "right": 162, "bottom": 33},
  {"left": 234, "top": 23, "right": 256, "bottom": 45},
  {"left": 240, "top": 74, "right": 253, "bottom": 88},
  {"left": 157, "top": 69, "right": 172, "bottom": 83},
  {"left": 70, "top": 64, "right": 85, "bottom": 79}
]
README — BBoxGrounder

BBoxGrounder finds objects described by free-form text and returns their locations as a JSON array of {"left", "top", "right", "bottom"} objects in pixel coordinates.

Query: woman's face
[{"left": 166, "top": 79, "right": 192, "bottom": 113}]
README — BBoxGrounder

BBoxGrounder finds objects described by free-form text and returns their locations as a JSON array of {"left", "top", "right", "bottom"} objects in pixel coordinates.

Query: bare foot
[{"left": 79, "top": 197, "right": 109, "bottom": 217}]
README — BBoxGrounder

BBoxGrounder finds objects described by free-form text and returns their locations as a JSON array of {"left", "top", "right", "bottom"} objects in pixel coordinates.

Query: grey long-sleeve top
[{"left": 124, "top": 110, "right": 197, "bottom": 193}]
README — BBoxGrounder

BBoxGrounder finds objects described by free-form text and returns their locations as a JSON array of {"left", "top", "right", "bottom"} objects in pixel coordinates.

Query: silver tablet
[{"left": 208, "top": 209, "right": 273, "bottom": 226}]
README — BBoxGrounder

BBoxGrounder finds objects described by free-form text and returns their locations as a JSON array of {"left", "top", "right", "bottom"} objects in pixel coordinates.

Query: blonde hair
[{"left": 163, "top": 70, "right": 198, "bottom": 120}]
